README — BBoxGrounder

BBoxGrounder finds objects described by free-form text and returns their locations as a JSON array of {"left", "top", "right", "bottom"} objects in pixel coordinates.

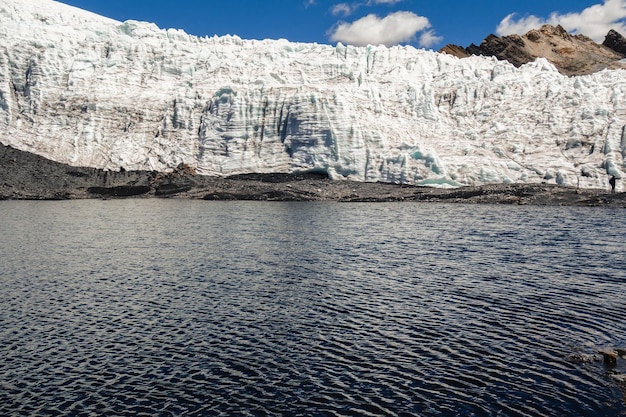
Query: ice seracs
[{"left": 0, "top": 0, "right": 625, "bottom": 189}]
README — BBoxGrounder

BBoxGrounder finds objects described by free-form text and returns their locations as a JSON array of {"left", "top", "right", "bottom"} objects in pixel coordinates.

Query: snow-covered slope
[{"left": 1, "top": 0, "right": 625, "bottom": 188}]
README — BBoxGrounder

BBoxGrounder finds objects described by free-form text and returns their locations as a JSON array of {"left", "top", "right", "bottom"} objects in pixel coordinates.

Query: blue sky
[{"left": 58, "top": 0, "right": 626, "bottom": 49}]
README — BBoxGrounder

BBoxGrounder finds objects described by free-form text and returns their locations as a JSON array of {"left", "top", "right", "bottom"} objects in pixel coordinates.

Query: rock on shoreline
[{"left": 1, "top": 144, "right": 625, "bottom": 207}]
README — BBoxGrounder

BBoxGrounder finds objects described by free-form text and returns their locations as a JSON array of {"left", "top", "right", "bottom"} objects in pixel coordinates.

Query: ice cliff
[{"left": 1, "top": 0, "right": 625, "bottom": 188}]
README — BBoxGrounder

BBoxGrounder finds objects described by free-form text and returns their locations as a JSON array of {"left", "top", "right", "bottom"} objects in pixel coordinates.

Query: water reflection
[{"left": 0, "top": 201, "right": 625, "bottom": 416}]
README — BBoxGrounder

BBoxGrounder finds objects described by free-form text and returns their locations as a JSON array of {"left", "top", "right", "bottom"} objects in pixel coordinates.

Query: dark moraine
[{"left": 1, "top": 143, "right": 626, "bottom": 206}]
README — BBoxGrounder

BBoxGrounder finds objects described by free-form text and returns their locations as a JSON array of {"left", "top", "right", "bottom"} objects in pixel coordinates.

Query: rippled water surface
[{"left": 1, "top": 200, "right": 625, "bottom": 416}]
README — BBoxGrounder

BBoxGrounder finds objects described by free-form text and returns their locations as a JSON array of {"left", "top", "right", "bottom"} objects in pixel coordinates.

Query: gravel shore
[{"left": 2, "top": 144, "right": 625, "bottom": 207}]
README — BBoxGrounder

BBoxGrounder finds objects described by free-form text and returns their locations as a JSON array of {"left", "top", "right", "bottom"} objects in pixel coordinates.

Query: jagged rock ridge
[{"left": 441, "top": 24, "right": 626, "bottom": 76}]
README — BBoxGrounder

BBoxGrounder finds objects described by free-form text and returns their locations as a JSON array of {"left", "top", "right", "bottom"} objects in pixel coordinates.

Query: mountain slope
[
  {"left": 440, "top": 24, "right": 626, "bottom": 76},
  {"left": 1, "top": 0, "right": 625, "bottom": 189}
]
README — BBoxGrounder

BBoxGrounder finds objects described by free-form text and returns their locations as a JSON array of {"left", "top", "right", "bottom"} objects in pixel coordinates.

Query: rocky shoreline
[{"left": 2, "top": 144, "right": 625, "bottom": 207}]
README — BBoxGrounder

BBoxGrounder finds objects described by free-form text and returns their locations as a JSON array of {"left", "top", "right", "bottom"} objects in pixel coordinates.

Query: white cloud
[
  {"left": 331, "top": 0, "right": 403, "bottom": 16},
  {"left": 496, "top": 0, "right": 626, "bottom": 42},
  {"left": 496, "top": 14, "right": 545, "bottom": 37},
  {"left": 329, "top": 11, "right": 436, "bottom": 47},
  {"left": 419, "top": 30, "right": 444, "bottom": 48},
  {"left": 332, "top": 3, "right": 355, "bottom": 16}
]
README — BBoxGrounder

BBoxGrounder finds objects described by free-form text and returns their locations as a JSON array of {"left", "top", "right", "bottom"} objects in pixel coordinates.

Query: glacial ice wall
[{"left": 1, "top": 0, "right": 626, "bottom": 188}]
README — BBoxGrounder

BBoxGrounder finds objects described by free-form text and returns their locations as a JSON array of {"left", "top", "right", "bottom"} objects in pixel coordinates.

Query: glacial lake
[{"left": 1, "top": 200, "right": 625, "bottom": 416}]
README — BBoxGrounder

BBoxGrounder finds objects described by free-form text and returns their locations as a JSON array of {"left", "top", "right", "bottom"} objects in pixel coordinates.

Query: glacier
[{"left": 1, "top": 0, "right": 625, "bottom": 189}]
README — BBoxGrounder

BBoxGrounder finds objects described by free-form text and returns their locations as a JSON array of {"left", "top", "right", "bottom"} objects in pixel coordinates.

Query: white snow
[{"left": 1, "top": 0, "right": 625, "bottom": 189}]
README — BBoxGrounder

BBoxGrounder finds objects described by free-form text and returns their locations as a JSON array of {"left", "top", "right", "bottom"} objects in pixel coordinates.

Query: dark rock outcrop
[
  {"left": 465, "top": 33, "right": 534, "bottom": 68},
  {"left": 88, "top": 185, "right": 151, "bottom": 197},
  {"left": 155, "top": 183, "right": 193, "bottom": 196},
  {"left": 603, "top": 29, "right": 626, "bottom": 56},
  {"left": 441, "top": 25, "right": 626, "bottom": 76}
]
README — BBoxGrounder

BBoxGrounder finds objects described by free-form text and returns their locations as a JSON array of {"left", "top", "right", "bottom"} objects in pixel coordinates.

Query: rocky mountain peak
[
  {"left": 603, "top": 29, "right": 626, "bottom": 55},
  {"left": 441, "top": 24, "right": 626, "bottom": 76}
]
